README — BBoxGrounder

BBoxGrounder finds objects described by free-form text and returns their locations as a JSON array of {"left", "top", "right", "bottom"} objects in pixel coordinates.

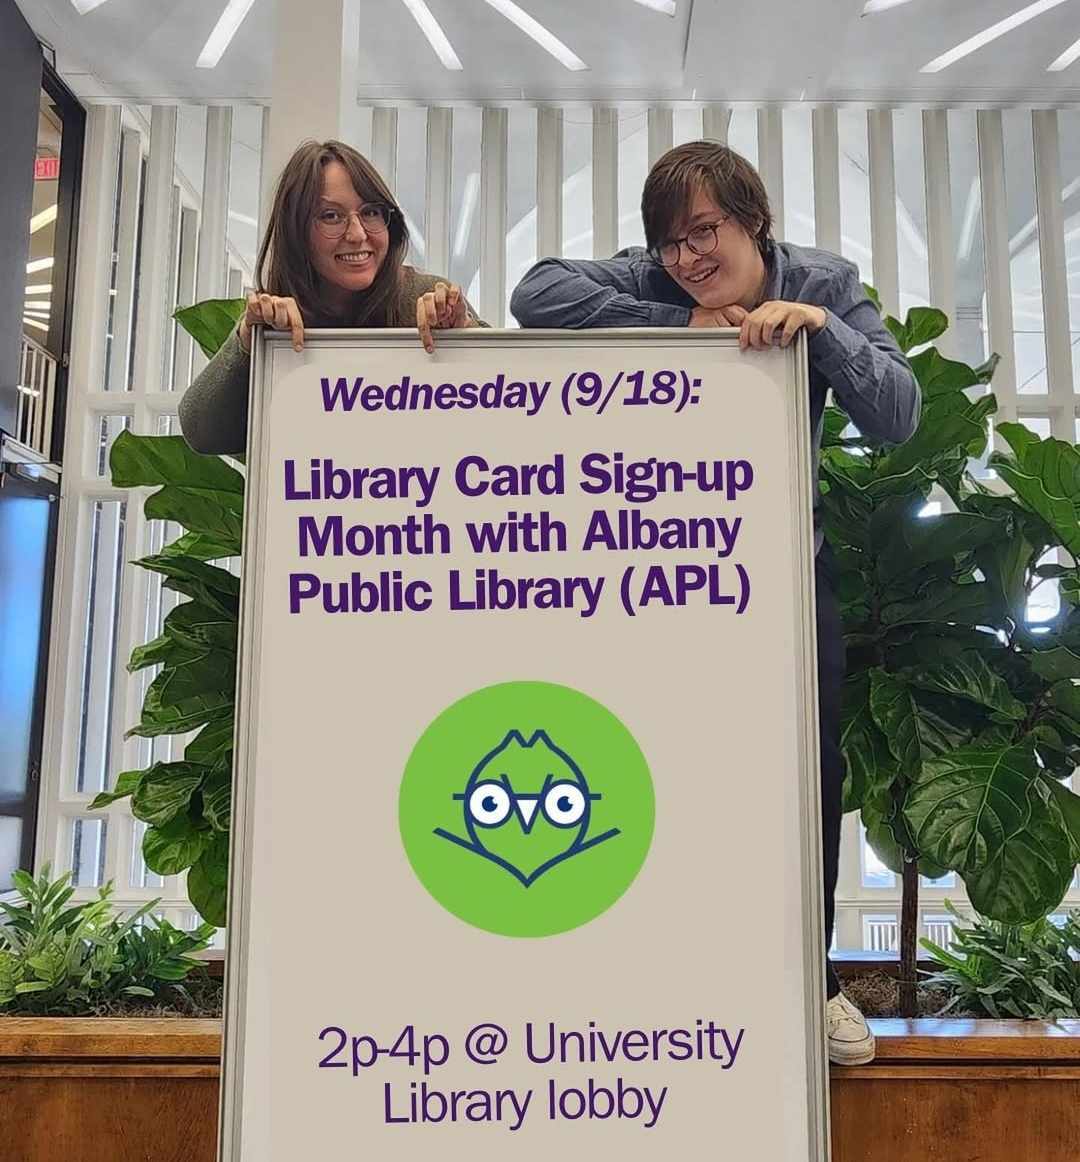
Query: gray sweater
[{"left": 178, "top": 267, "right": 481, "bottom": 456}]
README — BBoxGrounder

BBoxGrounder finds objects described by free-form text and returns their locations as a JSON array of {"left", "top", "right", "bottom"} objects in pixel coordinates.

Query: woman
[
  {"left": 179, "top": 139, "right": 481, "bottom": 456},
  {"left": 511, "top": 141, "right": 920, "bottom": 1067}
]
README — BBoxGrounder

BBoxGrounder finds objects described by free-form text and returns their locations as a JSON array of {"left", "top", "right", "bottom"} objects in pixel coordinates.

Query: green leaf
[
  {"left": 877, "top": 512, "right": 1000, "bottom": 579},
  {"left": 173, "top": 298, "right": 246, "bottom": 360},
  {"left": 881, "top": 579, "right": 994, "bottom": 629},
  {"left": 908, "top": 348, "right": 978, "bottom": 398},
  {"left": 990, "top": 426, "right": 1080, "bottom": 556},
  {"left": 158, "top": 530, "right": 241, "bottom": 562},
  {"left": 154, "top": 652, "right": 235, "bottom": 709},
  {"left": 164, "top": 601, "right": 237, "bottom": 654},
  {"left": 861, "top": 788, "right": 912, "bottom": 873},
  {"left": 185, "top": 716, "right": 234, "bottom": 767},
  {"left": 890, "top": 306, "right": 949, "bottom": 354},
  {"left": 142, "top": 814, "right": 210, "bottom": 876},
  {"left": 127, "top": 674, "right": 232, "bottom": 739},
  {"left": 187, "top": 834, "right": 228, "bottom": 927},
  {"left": 200, "top": 765, "right": 232, "bottom": 832},
  {"left": 904, "top": 651, "right": 1025, "bottom": 721},
  {"left": 1047, "top": 680, "right": 1080, "bottom": 730},
  {"left": 840, "top": 675, "right": 897, "bottom": 811},
  {"left": 88, "top": 768, "right": 145, "bottom": 811},
  {"left": 131, "top": 763, "right": 207, "bottom": 827},
  {"left": 1045, "top": 778, "right": 1080, "bottom": 861},
  {"left": 904, "top": 745, "right": 1076, "bottom": 923},
  {"left": 862, "top": 284, "right": 883, "bottom": 313},
  {"left": 110, "top": 432, "right": 243, "bottom": 493},
  {"left": 1029, "top": 647, "right": 1080, "bottom": 684},
  {"left": 144, "top": 485, "right": 244, "bottom": 544}
]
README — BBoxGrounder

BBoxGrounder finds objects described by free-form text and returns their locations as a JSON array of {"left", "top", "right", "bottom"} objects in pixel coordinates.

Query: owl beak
[{"left": 516, "top": 798, "right": 540, "bottom": 832}]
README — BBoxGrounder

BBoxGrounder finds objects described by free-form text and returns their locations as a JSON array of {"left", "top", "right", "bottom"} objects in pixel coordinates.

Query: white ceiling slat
[
  {"left": 977, "top": 109, "right": 1018, "bottom": 413},
  {"left": 425, "top": 108, "right": 453, "bottom": 281},
  {"left": 648, "top": 108, "right": 674, "bottom": 167},
  {"left": 480, "top": 107, "right": 509, "bottom": 325},
  {"left": 536, "top": 106, "right": 564, "bottom": 259},
  {"left": 757, "top": 108, "right": 784, "bottom": 241},
  {"left": 592, "top": 108, "right": 619, "bottom": 259},
  {"left": 812, "top": 106, "right": 841, "bottom": 254},
  {"left": 1032, "top": 109, "right": 1075, "bottom": 440},
  {"left": 867, "top": 108, "right": 900, "bottom": 318},
  {"left": 922, "top": 109, "right": 957, "bottom": 359}
]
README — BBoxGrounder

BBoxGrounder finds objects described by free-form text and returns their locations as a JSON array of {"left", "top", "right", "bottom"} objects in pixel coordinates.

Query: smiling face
[
  {"left": 664, "top": 185, "right": 767, "bottom": 311},
  {"left": 307, "top": 160, "right": 390, "bottom": 309}
]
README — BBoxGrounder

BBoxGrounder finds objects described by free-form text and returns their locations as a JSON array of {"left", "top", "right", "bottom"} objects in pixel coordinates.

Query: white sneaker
[{"left": 826, "top": 993, "right": 876, "bottom": 1065}]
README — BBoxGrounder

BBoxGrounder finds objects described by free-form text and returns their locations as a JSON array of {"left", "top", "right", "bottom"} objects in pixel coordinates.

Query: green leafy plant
[
  {"left": 89, "top": 298, "right": 246, "bottom": 927},
  {"left": 0, "top": 866, "right": 214, "bottom": 1016},
  {"left": 825, "top": 298, "right": 1080, "bottom": 1014},
  {"left": 921, "top": 900, "right": 1080, "bottom": 1019}
]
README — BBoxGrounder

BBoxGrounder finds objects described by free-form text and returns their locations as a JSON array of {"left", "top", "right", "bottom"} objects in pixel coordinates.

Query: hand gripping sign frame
[{"left": 220, "top": 328, "right": 830, "bottom": 1161}]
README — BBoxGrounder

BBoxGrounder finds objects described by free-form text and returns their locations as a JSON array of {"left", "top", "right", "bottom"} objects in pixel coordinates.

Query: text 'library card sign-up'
[{"left": 220, "top": 329, "right": 830, "bottom": 1162}]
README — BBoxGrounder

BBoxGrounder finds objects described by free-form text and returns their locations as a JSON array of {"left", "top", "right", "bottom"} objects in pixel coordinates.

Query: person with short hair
[
  {"left": 511, "top": 140, "right": 921, "bottom": 1066},
  {"left": 179, "top": 139, "right": 481, "bottom": 456}
]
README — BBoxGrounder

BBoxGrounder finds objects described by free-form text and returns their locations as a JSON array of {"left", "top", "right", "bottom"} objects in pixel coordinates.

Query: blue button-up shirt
[{"left": 510, "top": 240, "right": 921, "bottom": 549}]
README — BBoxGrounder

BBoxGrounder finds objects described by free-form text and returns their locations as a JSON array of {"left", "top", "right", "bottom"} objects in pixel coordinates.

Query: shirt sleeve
[
  {"left": 806, "top": 267, "right": 921, "bottom": 444},
  {"left": 177, "top": 327, "right": 251, "bottom": 456},
  {"left": 510, "top": 255, "right": 693, "bottom": 329}
]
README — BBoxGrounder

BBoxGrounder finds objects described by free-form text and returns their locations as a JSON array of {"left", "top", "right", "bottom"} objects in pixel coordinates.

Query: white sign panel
[{"left": 221, "top": 329, "right": 828, "bottom": 1161}]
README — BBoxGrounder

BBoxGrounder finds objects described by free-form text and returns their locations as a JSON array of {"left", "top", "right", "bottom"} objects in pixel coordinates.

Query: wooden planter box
[{"left": 2, "top": 1017, "right": 1078, "bottom": 1160}]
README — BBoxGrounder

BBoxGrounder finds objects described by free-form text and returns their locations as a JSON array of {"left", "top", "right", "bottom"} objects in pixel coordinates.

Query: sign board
[
  {"left": 34, "top": 157, "right": 60, "bottom": 181},
  {"left": 221, "top": 329, "right": 829, "bottom": 1160}
]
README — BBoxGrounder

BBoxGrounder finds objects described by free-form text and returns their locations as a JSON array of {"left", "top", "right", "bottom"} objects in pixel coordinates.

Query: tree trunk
[{"left": 899, "top": 856, "right": 920, "bottom": 1017}]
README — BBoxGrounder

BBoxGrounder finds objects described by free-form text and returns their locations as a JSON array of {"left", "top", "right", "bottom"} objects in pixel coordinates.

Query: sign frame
[{"left": 219, "top": 327, "right": 830, "bottom": 1161}]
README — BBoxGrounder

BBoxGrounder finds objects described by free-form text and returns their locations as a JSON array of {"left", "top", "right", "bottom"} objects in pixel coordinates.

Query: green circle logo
[{"left": 399, "top": 681, "right": 654, "bottom": 937}]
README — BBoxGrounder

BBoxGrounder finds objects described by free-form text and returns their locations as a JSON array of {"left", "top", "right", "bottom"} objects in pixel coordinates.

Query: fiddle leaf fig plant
[
  {"left": 824, "top": 296, "right": 1080, "bottom": 1014},
  {"left": 89, "top": 298, "right": 245, "bottom": 928}
]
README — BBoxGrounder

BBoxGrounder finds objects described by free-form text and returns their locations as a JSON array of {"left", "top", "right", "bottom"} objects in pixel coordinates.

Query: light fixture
[
  {"left": 1048, "top": 34, "right": 1080, "bottom": 70},
  {"left": 25, "top": 284, "right": 52, "bottom": 296},
  {"left": 228, "top": 210, "right": 259, "bottom": 227},
  {"left": 30, "top": 205, "right": 57, "bottom": 234},
  {"left": 399, "top": 0, "right": 463, "bottom": 70},
  {"left": 453, "top": 173, "right": 480, "bottom": 258},
  {"left": 480, "top": 0, "right": 587, "bottom": 70},
  {"left": 26, "top": 257, "right": 54, "bottom": 274},
  {"left": 922, "top": 0, "right": 1071, "bottom": 73},
  {"left": 23, "top": 305, "right": 51, "bottom": 315},
  {"left": 22, "top": 317, "right": 49, "bottom": 334},
  {"left": 197, "top": 0, "right": 258, "bottom": 69},
  {"left": 70, "top": 0, "right": 112, "bottom": 12},
  {"left": 629, "top": 0, "right": 677, "bottom": 14},
  {"left": 861, "top": 0, "right": 918, "bottom": 12}
]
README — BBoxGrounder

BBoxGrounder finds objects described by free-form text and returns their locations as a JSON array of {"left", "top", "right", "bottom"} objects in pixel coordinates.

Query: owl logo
[{"left": 433, "top": 729, "right": 620, "bottom": 887}]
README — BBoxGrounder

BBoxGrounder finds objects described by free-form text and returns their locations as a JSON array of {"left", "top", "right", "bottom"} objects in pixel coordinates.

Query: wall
[{"left": 0, "top": 0, "right": 42, "bottom": 436}]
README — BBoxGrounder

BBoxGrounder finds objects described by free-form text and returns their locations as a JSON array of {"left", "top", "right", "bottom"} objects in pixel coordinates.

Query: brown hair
[
  {"left": 641, "top": 141, "right": 773, "bottom": 255},
  {"left": 255, "top": 140, "right": 410, "bottom": 326}
]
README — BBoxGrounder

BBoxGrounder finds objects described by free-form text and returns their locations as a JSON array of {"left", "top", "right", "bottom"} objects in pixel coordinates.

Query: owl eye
[
  {"left": 543, "top": 782, "right": 586, "bottom": 827},
  {"left": 468, "top": 782, "right": 512, "bottom": 827}
]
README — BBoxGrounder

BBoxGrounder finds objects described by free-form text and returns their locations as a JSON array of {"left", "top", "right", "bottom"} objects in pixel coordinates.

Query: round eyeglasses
[
  {"left": 650, "top": 218, "right": 728, "bottom": 268},
  {"left": 313, "top": 203, "right": 396, "bottom": 239}
]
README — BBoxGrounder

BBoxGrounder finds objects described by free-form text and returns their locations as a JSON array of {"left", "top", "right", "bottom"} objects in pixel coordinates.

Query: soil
[
  {"left": 0, "top": 970, "right": 224, "bottom": 1019},
  {"left": 841, "top": 969, "right": 972, "bottom": 1018}
]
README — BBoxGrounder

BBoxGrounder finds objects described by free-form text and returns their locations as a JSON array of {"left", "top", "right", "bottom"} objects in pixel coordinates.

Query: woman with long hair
[{"left": 179, "top": 139, "right": 482, "bottom": 455}]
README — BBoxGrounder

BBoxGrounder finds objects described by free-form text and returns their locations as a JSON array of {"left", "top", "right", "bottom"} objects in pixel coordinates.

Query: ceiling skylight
[
  {"left": 861, "top": 0, "right": 918, "bottom": 12},
  {"left": 1048, "top": 34, "right": 1080, "bottom": 70},
  {"left": 630, "top": 0, "right": 678, "bottom": 14},
  {"left": 921, "top": 0, "right": 1071, "bottom": 73},
  {"left": 70, "top": 0, "right": 111, "bottom": 13},
  {"left": 30, "top": 205, "right": 57, "bottom": 234},
  {"left": 197, "top": 0, "right": 257, "bottom": 69},
  {"left": 479, "top": 0, "right": 588, "bottom": 70},
  {"left": 400, "top": 0, "right": 463, "bottom": 70}
]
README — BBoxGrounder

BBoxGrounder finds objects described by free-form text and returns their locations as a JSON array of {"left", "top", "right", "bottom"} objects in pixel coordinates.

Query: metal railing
[{"left": 16, "top": 334, "right": 58, "bottom": 459}]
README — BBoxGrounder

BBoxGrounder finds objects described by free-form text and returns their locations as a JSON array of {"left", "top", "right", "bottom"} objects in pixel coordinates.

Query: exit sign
[{"left": 34, "top": 157, "right": 60, "bottom": 181}]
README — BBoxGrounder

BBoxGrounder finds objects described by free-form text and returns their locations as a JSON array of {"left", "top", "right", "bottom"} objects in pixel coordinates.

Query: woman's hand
[
  {"left": 734, "top": 301, "right": 827, "bottom": 350},
  {"left": 417, "top": 282, "right": 472, "bottom": 354},
  {"left": 688, "top": 305, "right": 750, "bottom": 328},
  {"left": 238, "top": 292, "right": 305, "bottom": 354}
]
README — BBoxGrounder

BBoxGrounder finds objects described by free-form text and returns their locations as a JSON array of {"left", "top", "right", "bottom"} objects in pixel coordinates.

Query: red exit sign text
[{"left": 35, "top": 157, "right": 60, "bottom": 181}]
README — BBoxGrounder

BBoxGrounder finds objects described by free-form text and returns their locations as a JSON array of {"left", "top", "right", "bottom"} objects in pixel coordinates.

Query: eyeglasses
[
  {"left": 650, "top": 217, "right": 729, "bottom": 268},
  {"left": 312, "top": 203, "right": 396, "bottom": 239},
  {"left": 454, "top": 775, "right": 600, "bottom": 832}
]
